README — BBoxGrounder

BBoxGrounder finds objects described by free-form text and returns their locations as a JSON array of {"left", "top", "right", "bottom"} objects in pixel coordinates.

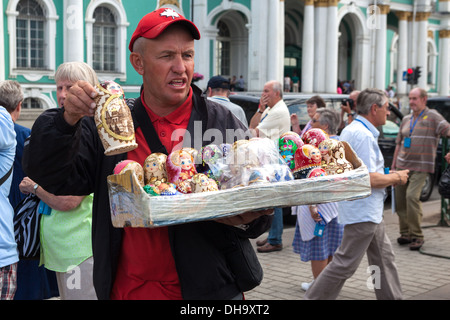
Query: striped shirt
[{"left": 396, "top": 107, "right": 450, "bottom": 173}]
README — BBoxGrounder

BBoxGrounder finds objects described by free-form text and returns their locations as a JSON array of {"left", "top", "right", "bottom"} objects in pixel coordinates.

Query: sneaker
[
  {"left": 397, "top": 235, "right": 412, "bottom": 245},
  {"left": 409, "top": 238, "right": 424, "bottom": 251},
  {"left": 257, "top": 242, "right": 282, "bottom": 253},
  {"left": 301, "top": 281, "right": 314, "bottom": 291}
]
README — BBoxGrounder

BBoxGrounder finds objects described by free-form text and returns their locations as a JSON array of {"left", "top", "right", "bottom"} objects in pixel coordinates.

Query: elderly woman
[
  {"left": 291, "top": 95, "right": 326, "bottom": 138},
  {"left": 311, "top": 108, "right": 341, "bottom": 139},
  {"left": 291, "top": 107, "right": 344, "bottom": 292},
  {"left": 19, "top": 62, "right": 98, "bottom": 300}
]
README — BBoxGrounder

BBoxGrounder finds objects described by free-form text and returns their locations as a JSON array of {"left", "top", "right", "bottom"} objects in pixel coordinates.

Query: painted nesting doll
[
  {"left": 191, "top": 173, "right": 219, "bottom": 193},
  {"left": 302, "top": 128, "right": 329, "bottom": 148},
  {"left": 113, "top": 160, "right": 145, "bottom": 187},
  {"left": 166, "top": 148, "right": 198, "bottom": 187},
  {"left": 144, "top": 153, "right": 168, "bottom": 186},
  {"left": 94, "top": 81, "right": 138, "bottom": 155},
  {"left": 279, "top": 131, "right": 304, "bottom": 170},
  {"left": 293, "top": 144, "right": 322, "bottom": 179},
  {"left": 318, "top": 139, "right": 354, "bottom": 175}
]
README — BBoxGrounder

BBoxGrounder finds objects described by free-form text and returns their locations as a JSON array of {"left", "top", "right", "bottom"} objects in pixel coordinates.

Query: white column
[
  {"left": 374, "top": 5, "right": 389, "bottom": 90},
  {"left": 0, "top": 0, "right": 4, "bottom": 81},
  {"left": 301, "top": 0, "right": 314, "bottom": 93},
  {"left": 64, "top": 0, "right": 84, "bottom": 62},
  {"left": 438, "top": 30, "right": 450, "bottom": 96},
  {"left": 416, "top": 12, "right": 430, "bottom": 89},
  {"left": 314, "top": 0, "right": 328, "bottom": 92},
  {"left": 192, "top": 0, "right": 209, "bottom": 89},
  {"left": 325, "top": 0, "right": 338, "bottom": 93},
  {"left": 267, "top": 0, "right": 282, "bottom": 82},
  {"left": 248, "top": 0, "right": 269, "bottom": 91},
  {"left": 396, "top": 12, "right": 409, "bottom": 96}
]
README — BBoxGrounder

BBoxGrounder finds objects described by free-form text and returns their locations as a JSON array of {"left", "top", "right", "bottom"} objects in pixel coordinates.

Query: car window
[
  {"left": 427, "top": 99, "right": 450, "bottom": 122},
  {"left": 382, "top": 120, "right": 399, "bottom": 139},
  {"left": 287, "top": 103, "right": 310, "bottom": 125}
]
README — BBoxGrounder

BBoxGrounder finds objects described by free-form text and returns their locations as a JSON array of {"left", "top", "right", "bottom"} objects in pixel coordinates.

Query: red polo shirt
[{"left": 110, "top": 89, "right": 193, "bottom": 300}]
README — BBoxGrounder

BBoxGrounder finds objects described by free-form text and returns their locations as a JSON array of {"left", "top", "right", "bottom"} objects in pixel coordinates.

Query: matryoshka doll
[
  {"left": 302, "top": 128, "right": 329, "bottom": 148},
  {"left": 279, "top": 131, "right": 304, "bottom": 170},
  {"left": 293, "top": 144, "right": 322, "bottom": 179},
  {"left": 144, "top": 153, "right": 168, "bottom": 186},
  {"left": 166, "top": 148, "right": 198, "bottom": 187},
  {"left": 114, "top": 160, "right": 145, "bottom": 187},
  {"left": 191, "top": 173, "right": 219, "bottom": 193},
  {"left": 318, "top": 139, "right": 354, "bottom": 175},
  {"left": 94, "top": 81, "right": 138, "bottom": 156},
  {"left": 329, "top": 139, "right": 354, "bottom": 174}
]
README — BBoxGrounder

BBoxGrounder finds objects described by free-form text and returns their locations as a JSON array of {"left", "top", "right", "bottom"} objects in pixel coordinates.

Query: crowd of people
[{"left": 1, "top": 7, "right": 450, "bottom": 301}]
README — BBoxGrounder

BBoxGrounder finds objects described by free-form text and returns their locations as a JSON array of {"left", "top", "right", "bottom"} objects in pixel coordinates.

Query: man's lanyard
[
  {"left": 409, "top": 109, "right": 425, "bottom": 137},
  {"left": 354, "top": 118, "right": 374, "bottom": 137}
]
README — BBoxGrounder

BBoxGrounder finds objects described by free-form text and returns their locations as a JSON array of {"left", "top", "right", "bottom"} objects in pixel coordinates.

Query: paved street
[{"left": 245, "top": 189, "right": 450, "bottom": 300}]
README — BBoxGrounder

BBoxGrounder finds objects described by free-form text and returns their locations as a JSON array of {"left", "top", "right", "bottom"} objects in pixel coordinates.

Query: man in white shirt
[
  {"left": 249, "top": 80, "right": 290, "bottom": 141},
  {"left": 206, "top": 76, "right": 248, "bottom": 128},
  {"left": 250, "top": 80, "right": 290, "bottom": 253},
  {"left": 304, "top": 88, "right": 409, "bottom": 300}
]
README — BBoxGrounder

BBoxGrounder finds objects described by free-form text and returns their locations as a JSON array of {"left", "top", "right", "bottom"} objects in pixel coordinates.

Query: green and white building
[{"left": 1, "top": 0, "right": 449, "bottom": 127}]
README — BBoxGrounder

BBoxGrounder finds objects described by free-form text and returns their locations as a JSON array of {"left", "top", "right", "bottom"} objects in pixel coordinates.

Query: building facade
[{"left": 0, "top": 0, "right": 449, "bottom": 127}]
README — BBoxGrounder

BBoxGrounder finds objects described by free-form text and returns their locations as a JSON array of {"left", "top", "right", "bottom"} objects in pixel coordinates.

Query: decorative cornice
[
  {"left": 159, "top": 0, "right": 180, "bottom": 8},
  {"left": 305, "top": 0, "right": 314, "bottom": 5},
  {"left": 315, "top": 0, "right": 329, "bottom": 7},
  {"left": 415, "top": 12, "right": 431, "bottom": 21},
  {"left": 378, "top": 4, "right": 390, "bottom": 15},
  {"left": 328, "top": 0, "right": 338, "bottom": 6},
  {"left": 440, "top": 30, "right": 450, "bottom": 38},
  {"left": 395, "top": 11, "right": 410, "bottom": 21}
]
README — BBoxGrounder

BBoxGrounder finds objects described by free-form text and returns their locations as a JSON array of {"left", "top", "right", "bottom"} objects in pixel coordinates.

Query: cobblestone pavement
[{"left": 245, "top": 198, "right": 450, "bottom": 300}]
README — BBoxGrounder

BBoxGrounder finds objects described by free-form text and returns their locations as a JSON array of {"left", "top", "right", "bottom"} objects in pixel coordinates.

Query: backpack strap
[
  {"left": 0, "top": 166, "right": 13, "bottom": 187},
  {"left": 130, "top": 97, "right": 168, "bottom": 156}
]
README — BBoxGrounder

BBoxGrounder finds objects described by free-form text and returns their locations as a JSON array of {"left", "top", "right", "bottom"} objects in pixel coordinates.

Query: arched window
[
  {"left": 16, "top": 0, "right": 45, "bottom": 69},
  {"left": 7, "top": 0, "right": 57, "bottom": 80},
  {"left": 216, "top": 21, "right": 231, "bottom": 77},
  {"left": 22, "top": 97, "right": 41, "bottom": 109},
  {"left": 86, "top": 1, "right": 129, "bottom": 81},
  {"left": 93, "top": 6, "right": 116, "bottom": 72}
]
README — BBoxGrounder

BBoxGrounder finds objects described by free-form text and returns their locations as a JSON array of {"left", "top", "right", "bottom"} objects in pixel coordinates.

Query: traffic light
[
  {"left": 413, "top": 66, "right": 421, "bottom": 84},
  {"left": 407, "top": 68, "right": 415, "bottom": 85}
]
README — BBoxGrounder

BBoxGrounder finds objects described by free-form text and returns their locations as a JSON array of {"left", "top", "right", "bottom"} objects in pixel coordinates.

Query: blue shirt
[
  {"left": 0, "top": 106, "right": 18, "bottom": 268},
  {"left": 338, "top": 116, "right": 385, "bottom": 225},
  {"left": 9, "top": 123, "right": 31, "bottom": 208}
]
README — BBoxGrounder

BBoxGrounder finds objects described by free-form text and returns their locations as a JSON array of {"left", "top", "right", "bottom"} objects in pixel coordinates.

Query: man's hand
[
  {"left": 392, "top": 169, "right": 409, "bottom": 186},
  {"left": 445, "top": 152, "right": 450, "bottom": 164},
  {"left": 63, "top": 80, "right": 99, "bottom": 126},
  {"left": 216, "top": 209, "right": 274, "bottom": 226}
]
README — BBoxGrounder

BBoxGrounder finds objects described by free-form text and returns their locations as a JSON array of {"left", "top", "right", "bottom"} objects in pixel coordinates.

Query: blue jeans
[{"left": 268, "top": 207, "right": 283, "bottom": 245}]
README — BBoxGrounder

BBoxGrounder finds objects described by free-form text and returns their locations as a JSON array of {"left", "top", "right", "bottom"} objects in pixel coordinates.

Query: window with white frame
[
  {"left": 22, "top": 97, "right": 41, "bottom": 109},
  {"left": 16, "top": 0, "right": 45, "bottom": 69},
  {"left": 85, "top": 1, "right": 129, "bottom": 81},
  {"left": 93, "top": 6, "right": 117, "bottom": 72},
  {"left": 216, "top": 21, "right": 231, "bottom": 77},
  {"left": 7, "top": 0, "right": 57, "bottom": 80}
]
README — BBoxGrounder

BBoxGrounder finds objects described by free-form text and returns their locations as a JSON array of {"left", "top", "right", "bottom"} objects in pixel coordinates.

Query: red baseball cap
[{"left": 129, "top": 7, "right": 201, "bottom": 52}]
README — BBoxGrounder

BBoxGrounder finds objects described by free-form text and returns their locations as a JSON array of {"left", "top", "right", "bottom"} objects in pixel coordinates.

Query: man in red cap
[{"left": 23, "top": 7, "right": 272, "bottom": 300}]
